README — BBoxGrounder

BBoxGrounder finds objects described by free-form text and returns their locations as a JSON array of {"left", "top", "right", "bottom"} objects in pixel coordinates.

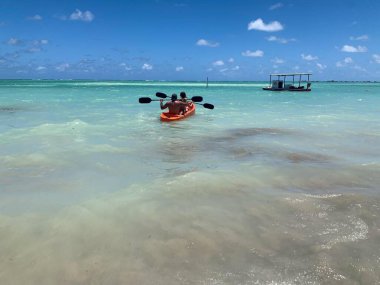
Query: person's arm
[{"left": 160, "top": 99, "right": 167, "bottom": 110}]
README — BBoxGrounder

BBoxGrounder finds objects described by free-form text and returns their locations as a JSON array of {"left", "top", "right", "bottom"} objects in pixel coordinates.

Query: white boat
[{"left": 263, "top": 73, "right": 312, "bottom": 92}]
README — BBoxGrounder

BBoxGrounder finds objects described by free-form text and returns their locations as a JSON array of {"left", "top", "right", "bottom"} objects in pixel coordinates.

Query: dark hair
[
  {"left": 180, "top": 92, "right": 187, "bottom": 98},
  {"left": 171, "top": 94, "right": 178, "bottom": 101}
]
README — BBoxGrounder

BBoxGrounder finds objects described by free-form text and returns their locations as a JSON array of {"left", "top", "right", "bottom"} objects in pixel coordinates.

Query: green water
[{"left": 1, "top": 80, "right": 380, "bottom": 284}]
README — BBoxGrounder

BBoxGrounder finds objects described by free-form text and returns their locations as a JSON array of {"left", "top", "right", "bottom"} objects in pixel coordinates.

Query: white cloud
[
  {"left": 271, "top": 57, "right": 284, "bottom": 64},
  {"left": 248, "top": 18, "right": 283, "bottom": 32},
  {"left": 142, "top": 63, "right": 153, "bottom": 70},
  {"left": 28, "top": 15, "right": 42, "bottom": 21},
  {"left": 32, "top": 39, "right": 48, "bottom": 46},
  {"left": 196, "top": 39, "right": 219, "bottom": 47},
  {"left": 350, "top": 35, "right": 368, "bottom": 41},
  {"left": 373, "top": 54, "right": 380, "bottom": 64},
  {"left": 56, "top": 63, "right": 70, "bottom": 72},
  {"left": 120, "top": 63, "right": 132, "bottom": 71},
  {"left": 266, "top": 35, "right": 295, "bottom": 44},
  {"left": 336, "top": 57, "right": 354, "bottom": 67},
  {"left": 36, "top": 66, "right": 46, "bottom": 71},
  {"left": 301, "top": 53, "right": 318, "bottom": 61},
  {"left": 353, "top": 65, "right": 367, "bottom": 72},
  {"left": 28, "top": 47, "right": 42, "bottom": 53},
  {"left": 341, "top": 45, "right": 367, "bottom": 53},
  {"left": 176, "top": 66, "right": 184, "bottom": 71},
  {"left": 219, "top": 66, "right": 240, "bottom": 73},
  {"left": 213, "top": 60, "right": 224, "bottom": 66},
  {"left": 7, "top": 38, "right": 21, "bottom": 46},
  {"left": 316, "top": 63, "right": 327, "bottom": 70},
  {"left": 269, "top": 3, "right": 284, "bottom": 10},
  {"left": 228, "top": 57, "right": 235, "bottom": 63},
  {"left": 18, "top": 39, "right": 48, "bottom": 53},
  {"left": 344, "top": 57, "right": 353, "bottom": 64},
  {"left": 242, "top": 50, "right": 264, "bottom": 57},
  {"left": 267, "top": 35, "right": 279, "bottom": 42},
  {"left": 69, "top": 9, "right": 95, "bottom": 22}
]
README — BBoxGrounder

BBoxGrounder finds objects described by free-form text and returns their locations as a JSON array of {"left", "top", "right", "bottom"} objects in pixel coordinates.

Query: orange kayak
[{"left": 160, "top": 103, "right": 195, "bottom": 122}]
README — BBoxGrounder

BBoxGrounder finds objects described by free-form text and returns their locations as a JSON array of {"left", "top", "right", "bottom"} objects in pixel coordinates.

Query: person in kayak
[
  {"left": 179, "top": 91, "right": 188, "bottom": 102},
  {"left": 178, "top": 91, "right": 193, "bottom": 115},
  {"left": 160, "top": 94, "right": 188, "bottom": 115}
]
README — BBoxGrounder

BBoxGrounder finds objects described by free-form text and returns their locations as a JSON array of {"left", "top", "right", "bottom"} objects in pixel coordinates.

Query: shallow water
[{"left": 1, "top": 80, "right": 380, "bottom": 284}]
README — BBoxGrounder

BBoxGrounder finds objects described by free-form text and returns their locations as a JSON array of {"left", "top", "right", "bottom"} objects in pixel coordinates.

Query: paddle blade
[
  {"left": 203, "top": 103, "right": 214, "bottom": 109},
  {"left": 156, "top": 92, "right": 167, "bottom": 98},
  {"left": 191, "top": 96, "right": 203, "bottom": 102},
  {"left": 139, "top": 97, "right": 152, "bottom": 103}
]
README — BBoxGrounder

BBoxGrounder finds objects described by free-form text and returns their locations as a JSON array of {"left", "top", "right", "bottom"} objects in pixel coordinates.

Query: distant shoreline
[{"left": 0, "top": 79, "right": 379, "bottom": 83}]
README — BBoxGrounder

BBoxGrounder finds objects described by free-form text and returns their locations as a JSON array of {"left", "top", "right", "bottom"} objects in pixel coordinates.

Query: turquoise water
[{"left": 1, "top": 80, "right": 380, "bottom": 284}]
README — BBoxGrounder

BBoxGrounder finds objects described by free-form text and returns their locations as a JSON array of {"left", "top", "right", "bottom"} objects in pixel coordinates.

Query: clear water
[{"left": 1, "top": 80, "right": 380, "bottom": 284}]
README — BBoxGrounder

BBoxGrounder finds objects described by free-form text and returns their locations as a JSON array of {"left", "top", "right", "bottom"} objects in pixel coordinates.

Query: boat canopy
[
  {"left": 268, "top": 72, "right": 312, "bottom": 84},
  {"left": 270, "top": 73, "right": 312, "bottom": 76}
]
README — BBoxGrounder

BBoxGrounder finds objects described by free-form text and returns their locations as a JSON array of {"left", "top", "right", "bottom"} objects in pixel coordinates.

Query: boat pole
[{"left": 206, "top": 77, "right": 209, "bottom": 88}]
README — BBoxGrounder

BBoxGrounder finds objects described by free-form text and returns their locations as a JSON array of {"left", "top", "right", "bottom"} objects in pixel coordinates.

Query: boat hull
[
  {"left": 262, "top": 87, "right": 311, "bottom": 92},
  {"left": 160, "top": 103, "right": 195, "bottom": 122}
]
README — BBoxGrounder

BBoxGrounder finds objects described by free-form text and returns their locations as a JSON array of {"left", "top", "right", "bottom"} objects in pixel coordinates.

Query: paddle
[
  {"left": 156, "top": 92, "right": 203, "bottom": 103},
  {"left": 156, "top": 92, "right": 214, "bottom": 110},
  {"left": 139, "top": 96, "right": 203, "bottom": 103},
  {"left": 193, "top": 102, "right": 214, "bottom": 109},
  {"left": 156, "top": 92, "right": 168, "bottom": 98},
  {"left": 139, "top": 97, "right": 161, "bottom": 103},
  {"left": 140, "top": 93, "right": 214, "bottom": 109}
]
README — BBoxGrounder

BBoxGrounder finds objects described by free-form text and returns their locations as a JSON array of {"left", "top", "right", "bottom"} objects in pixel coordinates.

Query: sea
[{"left": 1, "top": 80, "right": 379, "bottom": 285}]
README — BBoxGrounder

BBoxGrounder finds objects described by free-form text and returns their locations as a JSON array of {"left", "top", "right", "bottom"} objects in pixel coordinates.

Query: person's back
[
  {"left": 163, "top": 101, "right": 182, "bottom": 114},
  {"left": 160, "top": 94, "right": 183, "bottom": 114}
]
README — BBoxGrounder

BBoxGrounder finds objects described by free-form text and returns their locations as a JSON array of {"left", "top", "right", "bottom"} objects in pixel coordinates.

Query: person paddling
[
  {"left": 179, "top": 91, "right": 188, "bottom": 102},
  {"left": 179, "top": 91, "right": 192, "bottom": 115},
  {"left": 160, "top": 94, "right": 187, "bottom": 115}
]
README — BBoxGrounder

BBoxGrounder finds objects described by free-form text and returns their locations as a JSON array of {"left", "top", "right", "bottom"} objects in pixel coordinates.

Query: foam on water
[
  {"left": 1, "top": 169, "right": 379, "bottom": 284},
  {"left": 1, "top": 80, "right": 380, "bottom": 284}
]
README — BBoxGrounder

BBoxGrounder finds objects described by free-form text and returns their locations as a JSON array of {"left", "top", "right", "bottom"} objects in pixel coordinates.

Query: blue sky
[{"left": 1, "top": 0, "right": 379, "bottom": 80}]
